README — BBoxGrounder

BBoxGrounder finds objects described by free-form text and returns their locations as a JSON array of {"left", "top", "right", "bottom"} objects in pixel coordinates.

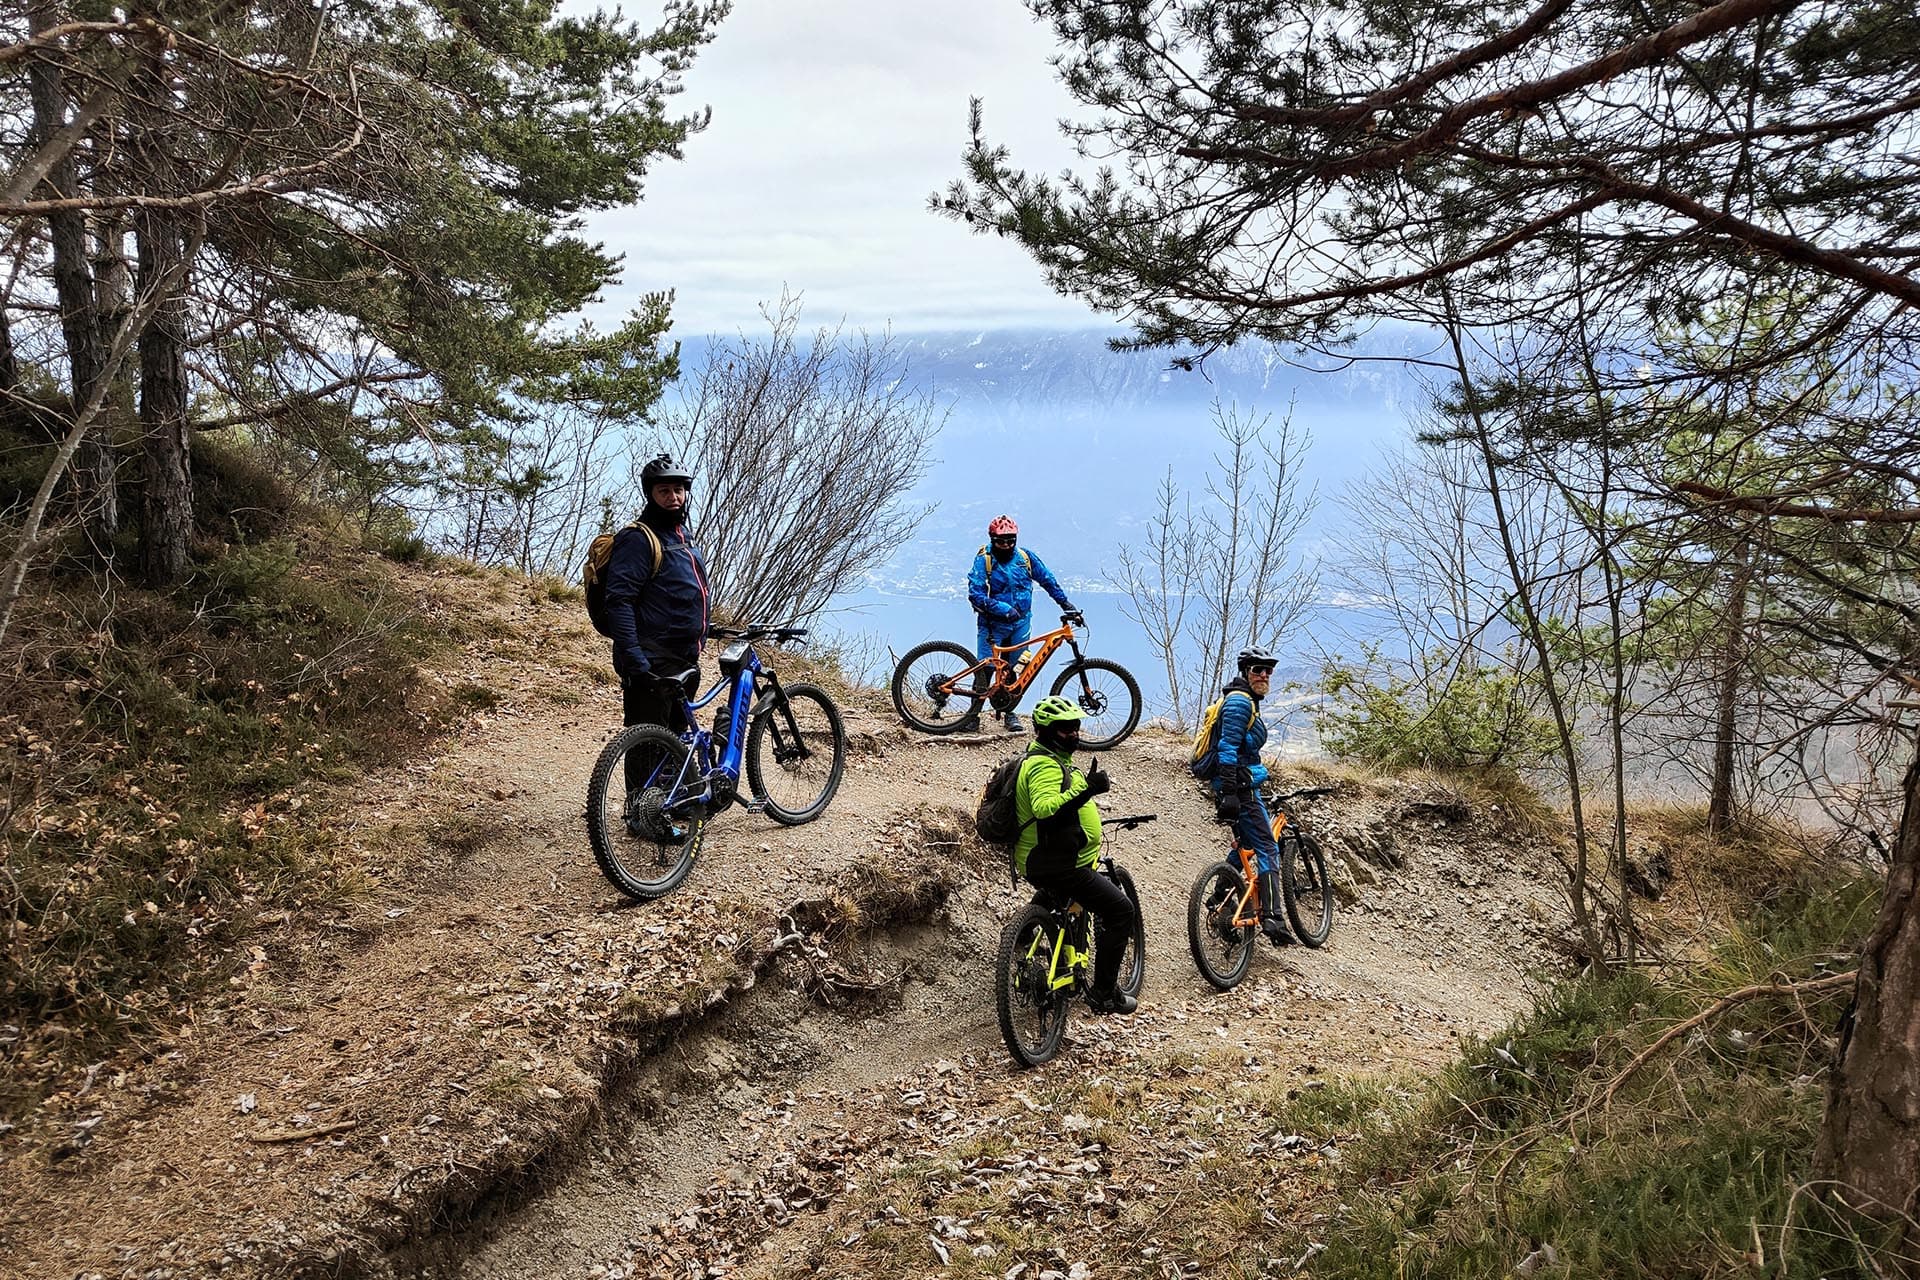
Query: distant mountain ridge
[{"left": 678, "top": 324, "right": 1437, "bottom": 431}]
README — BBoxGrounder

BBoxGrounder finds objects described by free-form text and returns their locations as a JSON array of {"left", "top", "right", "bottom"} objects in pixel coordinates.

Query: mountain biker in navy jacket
[
  {"left": 605, "top": 454, "right": 711, "bottom": 739},
  {"left": 1212, "top": 647, "right": 1291, "bottom": 943},
  {"left": 961, "top": 515, "right": 1079, "bottom": 733}
]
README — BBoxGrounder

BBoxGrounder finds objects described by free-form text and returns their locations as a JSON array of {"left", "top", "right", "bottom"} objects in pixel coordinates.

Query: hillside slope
[{"left": 0, "top": 574, "right": 1571, "bottom": 1279}]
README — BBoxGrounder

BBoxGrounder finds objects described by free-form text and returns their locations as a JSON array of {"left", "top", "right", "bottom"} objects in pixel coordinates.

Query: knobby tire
[
  {"left": 745, "top": 681, "right": 846, "bottom": 824},
  {"left": 1283, "top": 833, "right": 1335, "bottom": 948},
  {"left": 890, "top": 640, "right": 987, "bottom": 735},
  {"left": 1106, "top": 864, "right": 1147, "bottom": 1000},
  {"left": 1187, "top": 860, "right": 1255, "bottom": 991},
  {"left": 996, "top": 904, "right": 1069, "bottom": 1068},
  {"left": 586, "top": 724, "right": 706, "bottom": 902},
  {"left": 1049, "top": 658, "right": 1141, "bottom": 750}
]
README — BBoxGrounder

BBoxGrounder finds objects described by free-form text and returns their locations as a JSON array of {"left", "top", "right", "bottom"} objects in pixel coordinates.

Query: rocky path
[{"left": 0, "top": 587, "right": 1569, "bottom": 1279}]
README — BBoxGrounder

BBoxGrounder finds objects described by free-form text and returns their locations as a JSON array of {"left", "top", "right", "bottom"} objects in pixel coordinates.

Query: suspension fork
[
  {"left": 1063, "top": 635, "right": 1094, "bottom": 697},
  {"left": 750, "top": 669, "right": 812, "bottom": 761}
]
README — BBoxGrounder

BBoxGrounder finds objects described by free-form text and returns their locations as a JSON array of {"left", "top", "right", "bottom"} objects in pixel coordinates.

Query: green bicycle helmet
[
  {"left": 1031, "top": 695, "right": 1083, "bottom": 750},
  {"left": 1031, "top": 695, "right": 1083, "bottom": 727}
]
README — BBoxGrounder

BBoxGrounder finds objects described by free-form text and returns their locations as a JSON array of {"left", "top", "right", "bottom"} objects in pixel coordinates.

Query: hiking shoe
[
  {"left": 1086, "top": 986, "right": 1138, "bottom": 1016},
  {"left": 1001, "top": 710, "right": 1024, "bottom": 732},
  {"left": 951, "top": 710, "right": 982, "bottom": 733},
  {"left": 1263, "top": 915, "right": 1295, "bottom": 946}
]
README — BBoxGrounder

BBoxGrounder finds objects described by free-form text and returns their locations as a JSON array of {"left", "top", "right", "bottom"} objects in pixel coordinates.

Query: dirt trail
[{"left": 0, "top": 585, "right": 1569, "bottom": 1279}]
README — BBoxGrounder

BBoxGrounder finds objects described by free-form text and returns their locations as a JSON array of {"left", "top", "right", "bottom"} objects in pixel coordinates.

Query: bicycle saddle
[
  {"left": 1031, "top": 885, "right": 1079, "bottom": 913},
  {"left": 655, "top": 666, "right": 699, "bottom": 696}
]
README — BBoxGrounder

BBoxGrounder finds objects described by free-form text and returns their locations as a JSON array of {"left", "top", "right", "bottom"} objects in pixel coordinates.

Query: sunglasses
[
  {"left": 991, "top": 535, "right": 1017, "bottom": 544},
  {"left": 1248, "top": 664, "right": 1276, "bottom": 676}
]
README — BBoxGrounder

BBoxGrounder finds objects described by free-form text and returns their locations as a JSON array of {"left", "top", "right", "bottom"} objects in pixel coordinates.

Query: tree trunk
[
  {"left": 133, "top": 211, "right": 192, "bottom": 586},
  {"left": 0, "top": 307, "right": 16, "bottom": 405},
  {"left": 1817, "top": 740, "right": 1920, "bottom": 1222},
  {"left": 1708, "top": 533, "right": 1751, "bottom": 834},
  {"left": 93, "top": 214, "right": 140, "bottom": 427},
  {"left": 25, "top": 3, "right": 116, "bottom": 542}
]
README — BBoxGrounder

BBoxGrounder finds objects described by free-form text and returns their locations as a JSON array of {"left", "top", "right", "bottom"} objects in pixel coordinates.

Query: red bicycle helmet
[{"left": 987, "top": 515, "right": 1018, "bottom": 537}]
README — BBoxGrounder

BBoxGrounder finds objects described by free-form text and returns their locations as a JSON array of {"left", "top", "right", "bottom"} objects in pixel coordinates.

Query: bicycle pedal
[{"left": 742, "top": 798, "right": 766, "bottom": 814}]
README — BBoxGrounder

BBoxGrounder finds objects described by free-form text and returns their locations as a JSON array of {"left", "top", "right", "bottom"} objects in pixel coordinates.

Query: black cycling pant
[
  {"left": 1026, "top": 862, "right": 1135, "bottom": 992},
  {"left": 622, "top": 655, "right": 694, "bottom": 792}
]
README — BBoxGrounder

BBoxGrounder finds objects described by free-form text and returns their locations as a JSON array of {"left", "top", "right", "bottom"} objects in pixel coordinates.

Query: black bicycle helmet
[
  {"left": 1236, "top": 646, "right": 1278, "bottom": 672},
  {"left": 641, "top": 453, "right": 694, "bottom": 489}
]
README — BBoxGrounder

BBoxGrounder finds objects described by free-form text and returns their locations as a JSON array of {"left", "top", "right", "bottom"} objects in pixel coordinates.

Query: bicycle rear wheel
[
  {"left": 1187, "top": 860, "right": 1255, "bottom": 990},
  {"left": 1048, "top": 658, "right": 1141, "bottom": 750},
  {"left": 585, "top": 724, "right": 706, "bottom": 902},
  {"left": 890, "top": 641, "right": 987, "bottom": 734},
  {"left": 1105, "top": 864, "right": 1147, "bottom": 1000},
  {"left": 745, "top": 681, "right": 846, "bottom": 824},
  {"left": 1283, "top": 833, "right": 1335, "bottom": 947},
  {"left": 996, "top": 904, "right": 1070, "bottom": 1068}
]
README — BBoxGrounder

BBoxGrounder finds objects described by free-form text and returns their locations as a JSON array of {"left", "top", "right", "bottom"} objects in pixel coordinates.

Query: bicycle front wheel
[
  {"left": 1049, "top": 658, "right": 1141, "bottom": 750},
  {"left": 745, "top": 681, "right": 846, "bottom": 824},
  {"left": 996, "top": 905, "right": 1070, "bottom": 1068},
  {"left": 1283, "top": 833, "right": 1335, "bottom": 948},
  {"left": 1106, "top": 864, "right": 1147, "bottom": 1000},
  {"left": 890, "top": 640, "right": 987, "bottom": 734},
  {"left": 1187, "top": 860, "right": 1255, "bottom": 990},
  {"left": 585, "top": 724, "right": 706, "bottom": 902}
]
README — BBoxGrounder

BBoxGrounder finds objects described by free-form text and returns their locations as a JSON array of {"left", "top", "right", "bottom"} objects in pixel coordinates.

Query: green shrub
[
  {"left": 1312, "top": 649, "right": 1561, "bottom": 771},
  {"left": 1297, "top": 869, "right": 1895, "bottom": 1280}
]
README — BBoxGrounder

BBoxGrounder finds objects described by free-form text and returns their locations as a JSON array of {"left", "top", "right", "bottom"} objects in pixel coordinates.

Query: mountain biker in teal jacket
[
  {"left": 1211, "top": 647, "right": 1290, "bottom": 943},
  {"left": 1014, "top": 696, "right": 1136, "bottom": 1015},
  {"left": 963, "top": 515, "right": 1079, "bottom": 733}
]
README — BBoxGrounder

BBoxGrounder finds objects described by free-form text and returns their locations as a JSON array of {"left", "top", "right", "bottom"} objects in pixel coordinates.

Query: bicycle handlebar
[
  {"left": 1107, "top": 813, "right": 1158, "bottom": 831},
  {"left": 710, "top": 624, "right": 810, "bottom": 644},
  {"left": 1269, "top": 785, "right": 1336, "bottom": 805}
]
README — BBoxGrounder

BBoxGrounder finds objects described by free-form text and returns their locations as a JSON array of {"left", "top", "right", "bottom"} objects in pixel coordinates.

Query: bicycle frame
[
  {"left": 649, "top": 643, "right": 771, "bottom": 811},
  {"left": 1227, "top": 811, "right": 1294, "bottom": 928},
  {"left": 1022, "top": 833, "right": 1146, "bottom": 991},
  {"left": 1026, "top": 903, "right": 1091, "bottom": 992},
  {"left": 932, "top": 622, "right": 1084, "bottom": 701}
]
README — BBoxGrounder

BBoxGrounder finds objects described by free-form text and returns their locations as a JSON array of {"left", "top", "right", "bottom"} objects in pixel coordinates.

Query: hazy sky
[{"left": 588, "top": 1, "right": 1113, "bottom": 338}]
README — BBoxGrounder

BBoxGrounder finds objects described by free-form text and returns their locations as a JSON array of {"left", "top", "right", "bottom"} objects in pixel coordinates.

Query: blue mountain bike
[{"left": 586, "top": 625, "right": 847, "bottom": 901}]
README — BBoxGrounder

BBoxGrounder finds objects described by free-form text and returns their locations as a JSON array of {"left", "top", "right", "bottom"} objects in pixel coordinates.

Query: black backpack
[
  {"left": 582, "top": 523, "right": 662, "bottom": 638},
  {"left": 975, "top": 753, "right": 1031, "bottom": 844}
]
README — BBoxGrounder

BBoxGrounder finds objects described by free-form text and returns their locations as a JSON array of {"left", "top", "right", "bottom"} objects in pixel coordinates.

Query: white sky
[{"left": 587, "top": 0, "right": 1111, "bottom": 337}]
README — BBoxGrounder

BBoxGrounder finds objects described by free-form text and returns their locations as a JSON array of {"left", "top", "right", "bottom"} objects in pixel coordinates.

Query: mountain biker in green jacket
[{"left": 1014, "top": 696, "right": 1136, "bottom": 1015}]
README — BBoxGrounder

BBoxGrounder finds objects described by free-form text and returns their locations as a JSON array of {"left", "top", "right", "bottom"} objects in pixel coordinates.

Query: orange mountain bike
[
  {"left": 889, "top": 612, "right": 1142, "bottom": 750},
  {"left": 1186, "top": 786, "right": 1336, "bottom": 990}
]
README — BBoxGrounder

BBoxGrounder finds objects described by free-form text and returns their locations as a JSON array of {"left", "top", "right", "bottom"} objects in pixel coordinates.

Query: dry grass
[{"left": 0, "top": 495, "right": 493, "bottom": 1118}]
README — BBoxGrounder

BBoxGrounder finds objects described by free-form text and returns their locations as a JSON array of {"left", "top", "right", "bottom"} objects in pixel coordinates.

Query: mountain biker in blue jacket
[
  {"left": 961, "top": 515, "right": 1079, "bottom": 733},
  {"left": 1014, "top": 696, "right": 1136, "bottom": 1015},
  {"left": 605, "top": 454, "right": 711, "bottom": 746},
  {"left": 1212, "top": 647, "right": 1291, "bottom": 943}
]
